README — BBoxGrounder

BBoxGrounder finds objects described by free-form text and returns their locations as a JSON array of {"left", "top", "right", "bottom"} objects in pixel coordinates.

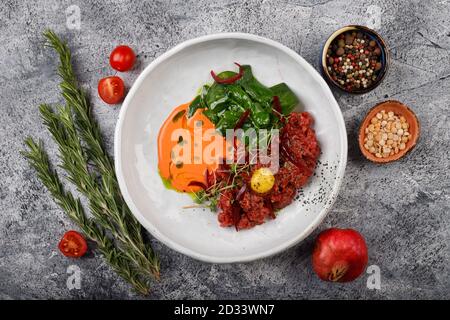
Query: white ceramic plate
[{"left": 115, "top": 33, "right": 347, "bottom": 263}]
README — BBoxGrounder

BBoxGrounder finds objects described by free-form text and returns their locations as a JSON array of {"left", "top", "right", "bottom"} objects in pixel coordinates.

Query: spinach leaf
[
  {"left": 215, "top": 107, "right": 244, "bottom": 135},
  {"left": 192, "top": 65, "right": 300, "bottom": 138},
  {"left": 253, "top": 112, "right": 271, "bottom": 128},
  {"left": 238, "top": 65, "right": 273, "bottom": 106},
  {"left": 206, "top": 71, "right": 238, "bottom": 110},
  {"left": 270, "top": 83, "right": 300, "bottom": 115},
  {"left": 205, "top": 83, "right": 228, "bottom": 109},
  {"left": 187, "top": 85, "right": 209, "bottom": 118},
  {"left": 202, "top": 108, "right": 218, "bottom": 124},
  {"left": 216, "top": 71, "right": 238, "bottom": 79},
  {"left": 226, "top": 85, "right": 271, "bottom": 129},
  {"left": 187, "top": 95, "right": 203, "bottom": 118},
  {"left": 226, "top": 85, "right": 257, "bottom": 114}
]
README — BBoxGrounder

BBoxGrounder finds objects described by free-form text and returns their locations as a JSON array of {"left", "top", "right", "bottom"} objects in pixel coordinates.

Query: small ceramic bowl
[
  {"left": 321, "top": 25, "right": 390, "bottom": 94},
  {"left": 359, "top": 100, "right": 420, "bottom": 163}
]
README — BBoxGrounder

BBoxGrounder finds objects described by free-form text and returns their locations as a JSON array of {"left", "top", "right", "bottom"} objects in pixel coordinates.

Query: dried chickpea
[{"left": 363, "top": 110, "right": 411, "bottom": 158}]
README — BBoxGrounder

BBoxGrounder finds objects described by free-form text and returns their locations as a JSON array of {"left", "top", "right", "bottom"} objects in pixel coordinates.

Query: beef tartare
[
  {"left": 216, "top": 112, "right": 320, "bottom": 230},
  {"left": 159, "top": 63, "right": 321, "bottom": 231}
]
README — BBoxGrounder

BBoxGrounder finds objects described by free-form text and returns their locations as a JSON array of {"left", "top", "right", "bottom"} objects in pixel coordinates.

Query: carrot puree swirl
[{"left": 157, "top": 103, "right": 231, "bottom": 192}]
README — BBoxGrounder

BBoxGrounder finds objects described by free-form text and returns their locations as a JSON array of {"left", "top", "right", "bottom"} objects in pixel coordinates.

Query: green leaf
[
  {"left": 187, "top": 85, "right": 209, "bottom": 118},
  {"left": 253, "top": 112, "right": 271, "bottom": 128},
  {"left": 205, "top": 82, "right": 228, "bottom": 111},
  {"left": 187, "top": 95, "right": 203, "bottom": 118},
  {"left": 238, "top": 65, "right": 273, "bottom": 105},
  {"left": 216, "top": 70, "right": 238, "bottom": 79},
  {"left": 270, "top": 83, "right": 300, "bottom": 115},
  {"left": 215, "top": 107, "right": 244, "bottom": 135},
  {"left": 202, "top": 108, "right": 219, "bottom": 124},
  {"left": 202, "top": 65, "right": 300, "bottom": 137},
  {"left": 226, "top": 84, "right": 256, "bottom": 113}
]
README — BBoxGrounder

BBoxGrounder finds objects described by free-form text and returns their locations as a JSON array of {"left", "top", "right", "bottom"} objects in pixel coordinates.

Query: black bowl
[{"left": 321, "top": 25, "right": 390, "bottom": 94}]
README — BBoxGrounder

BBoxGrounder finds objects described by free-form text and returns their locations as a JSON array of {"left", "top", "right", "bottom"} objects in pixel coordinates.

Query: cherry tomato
[
  {"left": 109, "top": 45, "right": 136, "bottom": 72},
  {"left": 98, "top": 76, "right": 125, "bottom": 104},
  {"left": 58, "top": 230, "right": 88, "bottom": 258}
]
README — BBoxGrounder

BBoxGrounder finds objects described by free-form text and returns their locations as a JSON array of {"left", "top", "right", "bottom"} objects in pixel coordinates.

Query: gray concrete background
[{"left": 0, "top": 0, "right": 449, "bottom": 299}]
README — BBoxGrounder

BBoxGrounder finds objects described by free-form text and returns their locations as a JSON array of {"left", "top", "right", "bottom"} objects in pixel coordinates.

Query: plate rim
[{"left": 114, "top": 32, "right": 348, "bottom": 263}]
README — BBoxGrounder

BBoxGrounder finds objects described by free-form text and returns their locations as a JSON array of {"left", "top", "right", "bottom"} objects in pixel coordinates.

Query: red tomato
[
  {"left": 58, "top": 230, "right": 88, "bottom": 258},
  {"left": 109, "top": 45, "right": 136, "bottom": 72},
  {"left": 312, "top": 228, "right": 368, "bottom": 282},
  {"left": 98, "top": 76, "right": 125, "bottom": 104}
]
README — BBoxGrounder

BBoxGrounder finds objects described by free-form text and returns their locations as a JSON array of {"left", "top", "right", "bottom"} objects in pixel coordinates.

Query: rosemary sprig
[
  {"left": 21, "top": 138, "right": 149, "bottom": 295},
  {"left": 22, "top": 30, "right": 160, "bottom": 294},
  {"left": 40, "top": 103, "right": 159, "bottom": 278},
  {"left": 42, "top": 30, "right": 159, "bottom": 278}
]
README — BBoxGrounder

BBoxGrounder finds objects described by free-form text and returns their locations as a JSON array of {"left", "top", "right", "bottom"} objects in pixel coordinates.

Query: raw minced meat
[{"left": 216, "top": 112, "right": 320, "bottom": 231}]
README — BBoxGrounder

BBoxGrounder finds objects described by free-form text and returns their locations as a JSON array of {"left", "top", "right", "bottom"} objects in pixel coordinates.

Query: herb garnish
[{"left": 21, "top": 30, "right": 160, "bottom": 295}]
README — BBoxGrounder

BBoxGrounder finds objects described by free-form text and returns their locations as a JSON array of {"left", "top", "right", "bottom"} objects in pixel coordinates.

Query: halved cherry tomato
[
  {"left": 98, "top": 76, "right": 125, "bottom": 104},
  {"left": 109, "top": 45, "right": 136, "bottom": 72},
  {"left": 58, "top": 230, "right": 88, "bottom": 258}
]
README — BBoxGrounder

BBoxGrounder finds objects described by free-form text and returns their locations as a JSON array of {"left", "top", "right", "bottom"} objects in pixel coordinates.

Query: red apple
[{"left": 312, "top": 228, "right": 368, "bottom": 282}]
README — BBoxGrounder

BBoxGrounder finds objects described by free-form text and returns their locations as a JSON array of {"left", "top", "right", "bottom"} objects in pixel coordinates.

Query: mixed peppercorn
[{"left": 326, "top": 30, "right": 384, "bottom": 92}]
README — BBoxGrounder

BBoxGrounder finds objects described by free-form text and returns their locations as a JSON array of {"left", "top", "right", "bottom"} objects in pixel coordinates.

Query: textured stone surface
[{"left": 1, "top": 0, "right": 449, "bottom": 299}]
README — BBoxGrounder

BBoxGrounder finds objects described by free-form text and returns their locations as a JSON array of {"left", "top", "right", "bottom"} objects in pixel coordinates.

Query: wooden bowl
[
  {"left": 321, "top": 25, "right": 390, "bottom": 94},
  {"left": 358, "top": 100, "right": 420, "bottom": 163}
]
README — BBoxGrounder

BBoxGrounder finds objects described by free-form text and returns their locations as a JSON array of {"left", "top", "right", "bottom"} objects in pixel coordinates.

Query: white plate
[{"left": 115, "top": 33, "right": 347, "bottom": 263}]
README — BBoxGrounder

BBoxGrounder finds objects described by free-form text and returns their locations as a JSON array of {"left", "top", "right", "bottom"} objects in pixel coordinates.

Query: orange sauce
[{"left": 158, "top": 103, "right": 231, "bottom": 192}]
